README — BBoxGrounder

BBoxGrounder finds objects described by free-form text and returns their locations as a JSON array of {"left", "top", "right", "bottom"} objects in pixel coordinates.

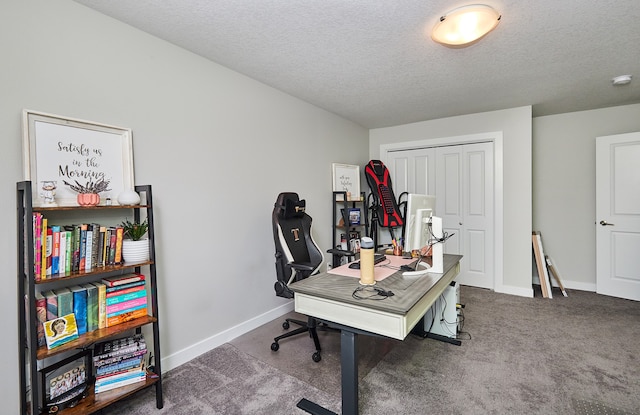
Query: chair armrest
[
  {"left": 289, "top": 262, "right": 316, "bottom": 273},
  {"left": 327, "top": 248, "right": 355, "bottom": 257}
]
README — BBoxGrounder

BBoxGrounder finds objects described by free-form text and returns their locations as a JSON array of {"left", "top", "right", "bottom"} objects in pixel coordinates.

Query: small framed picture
[
  {"left": 348, "top": 208, "right": 361, "bottom": 225},
  {"left": 332, "top": 163, "right": 360, "bottom": 201},
  {"left": 43, "top": 313, "right": 79, "bottom": 350},
  {"left": 39, "top": 349, "right": 91, "bottom": 412}
]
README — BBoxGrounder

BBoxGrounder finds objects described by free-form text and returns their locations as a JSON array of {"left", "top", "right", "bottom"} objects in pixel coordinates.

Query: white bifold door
[{"left": 385, "top": 142, "right": 494, "bottom": 289}]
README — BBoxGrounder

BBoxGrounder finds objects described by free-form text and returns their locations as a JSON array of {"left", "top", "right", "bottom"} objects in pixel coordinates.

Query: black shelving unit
[
  {"left": 330, "top": 191, "right": 369, "bottom": 267},
  {"left": 17, "top": 181, "right": 163, "bottom": 415}
]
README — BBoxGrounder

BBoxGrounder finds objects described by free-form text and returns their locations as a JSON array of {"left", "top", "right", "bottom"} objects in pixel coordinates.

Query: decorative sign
[
  {"left": 332, "top": 163, "right": 360, "bottom": 201},
  {"left": 23, "top": 110, "right": 134, "bottom": 206}
]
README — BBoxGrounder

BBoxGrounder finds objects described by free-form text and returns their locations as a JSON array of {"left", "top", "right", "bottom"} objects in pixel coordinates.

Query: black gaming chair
[{"left": 271, "top": 192, "right": 324, "bottom": 362}]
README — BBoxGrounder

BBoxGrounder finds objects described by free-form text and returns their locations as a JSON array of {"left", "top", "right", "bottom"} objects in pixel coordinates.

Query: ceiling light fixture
[{"left": 432, "top": 4, "right": 501, "bottom": 48}]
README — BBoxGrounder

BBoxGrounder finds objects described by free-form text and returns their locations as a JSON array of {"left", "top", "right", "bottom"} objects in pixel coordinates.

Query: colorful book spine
[
  {"left": 114, "top": 227, "right": 124, "bottom": 264},
  {"left": 35, "top": 291, "right": 47, "bottom": 347},
  {"left": 83, "top": 283, "right": 99, "bottom": 332},
  {"left": 102, "top": 273, "right": 145, "bottom": 287},
  {"left": 51, "top": 225, "right": 60, "bottom": 275},
  {"left": 43, "top": 290, "right": 57, "bottom": 321},
  {"left": 79, "top": 224, "right": 88, "bottom": 272},
  {"left": 55, "top": 288, "right": 73, "bottom": 317},
  {"left": 71, "top": 285, "right": 88, "bottom": 335},
  {"left": 105, "top": 280, "right": 145, "bottom": 293},
  {"left": 91, "top": 223, "right": 100, "bottom": 269},
  {"left": 95, "top": 282, "right": 107, "bottom": 329},
  {"left": 95, "top": 356, "right": 144, "bottom": 376},
  {"left": 106, "top": 289, "right": 147, "bottom": 305},
  {"left": 106, "top": 298, "right": 147, "bottom": 316},
  {"left": 72, "top": 225, "right": 81, "bottom": 272},
  {"left": 34, "top": 213, "right": 42, "bottom": 281},
  {"left": 106, "top": 284, "right": 145, "bottom": 298},
  {"left": 108, "top": 228, "right": 117, "bottom": 265},
  {"left": 94, "top": 372, "right": 146, "bottom": 393},
  {"left": 64, "top": 230, "right": 73, "bottom": 274},
  {"left": 41, "top": 218, "right": 48, "bottom": 281},
  {"left": 85, "top": 228, "right": 93, "bottom": 271},
  {"left": 106, "top": 308, "right": 147, "bottom": 327},
  {"left": 98, "top": 226, "right": 107, "bottom": 267},
  {"left": 45, "top": 225, "right": 52, "bottom": 278},
  {"left": 58, "top": 228, "right": 66, "bottom": 276},
  {"left": 94, "top": 348, "right": 147, "bottom": 366}
]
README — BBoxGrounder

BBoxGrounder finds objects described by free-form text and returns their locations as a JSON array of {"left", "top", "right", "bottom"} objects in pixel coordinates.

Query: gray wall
[
  {"left": 532, "top": 104, "right": 640, "bottom": 290},
  {"left": 1, "top": 2, "right": 368, "bottom": 412}
]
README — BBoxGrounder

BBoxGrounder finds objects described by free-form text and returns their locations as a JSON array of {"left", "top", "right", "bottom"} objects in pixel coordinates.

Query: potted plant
[
  {"left": 63, "top": 179, "right": 111, "bottom": 206},
  {"left": 120, "top": 218, "right": 150, "bottom": 263}
]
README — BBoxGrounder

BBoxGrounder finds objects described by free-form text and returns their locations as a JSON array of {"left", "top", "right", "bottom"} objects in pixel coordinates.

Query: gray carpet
[{"left": 102, "top": 287, "right": 640, "bottom": 414}]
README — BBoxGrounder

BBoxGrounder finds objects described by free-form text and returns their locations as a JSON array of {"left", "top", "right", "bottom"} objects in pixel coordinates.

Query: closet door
[
  {"left": 436, "top": 142, "right": 494, "bottom": 289},
  {"left": 385, "top": 147, "right": 436, "bottom": 196}
]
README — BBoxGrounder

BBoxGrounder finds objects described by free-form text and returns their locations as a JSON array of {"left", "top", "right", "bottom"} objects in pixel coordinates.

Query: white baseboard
[
  {"left": 494, "top": 284, "right": 534, "bottom": 298},
  {"left": 161, "top": 301, "right": 294, "bottom": 373}
]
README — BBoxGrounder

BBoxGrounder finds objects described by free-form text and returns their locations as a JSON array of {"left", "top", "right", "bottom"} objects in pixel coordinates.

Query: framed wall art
[
  {"left": 22, "top": 110, "right": 134, "bottom": 207},
  {"left": 332, "top": 163, "right": 360, "bottom": 201}
]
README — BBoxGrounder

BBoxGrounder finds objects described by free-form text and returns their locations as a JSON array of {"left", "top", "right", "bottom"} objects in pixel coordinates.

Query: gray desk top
[{"left": 290, "top": 254, "right": 462, "bottom": 315}]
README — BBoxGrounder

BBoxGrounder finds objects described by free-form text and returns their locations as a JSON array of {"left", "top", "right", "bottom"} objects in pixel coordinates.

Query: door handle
[{"left": 599, "top": 220, "right": 615, "bottom": 226}]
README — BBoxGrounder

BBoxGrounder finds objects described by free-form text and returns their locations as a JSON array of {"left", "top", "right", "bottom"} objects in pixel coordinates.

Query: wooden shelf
[
  {"left": 36, "top": 316, "right": 157, "bottom": 360},
  {"left": 33, "top": 204, "right": 150, "bottom": 212},
  {"left": 35, "top": 261, "right": 154, "bottom": 285},
  {"left": 44, "top": 374, "right": 160, "bottom": 415}
]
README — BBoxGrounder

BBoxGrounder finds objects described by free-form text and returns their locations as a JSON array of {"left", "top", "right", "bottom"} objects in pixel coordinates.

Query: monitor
[
  {"left": 403, "top": 194, "right": 436, "bottom": 254},
  {"left": 402, "top": 194, "right": 436, "bottom": 277}
]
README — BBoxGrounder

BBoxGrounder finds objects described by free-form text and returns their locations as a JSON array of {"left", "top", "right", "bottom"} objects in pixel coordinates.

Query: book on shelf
[
  {"left": 106, "top": 288, "right": 147, "bottom": 305},
  {"left": 58, "top": 228, "right": 66, "bottom": 276},
  {"left": 94, "top": 282, "right": 107, "bottom": 329},
  {"left": 91, "top": 223, "right": 100, "bottom": 269},
  {"left": 106, "top": 280, "right": 145, "bottom": 293},
  {"left": 45, "top": 225, "right": 53, "bottom": 278},
  {"left": 64, "top": 230, "right": 72, "bottom": 275},
  {"left": 114, "top": 227, "right": 124, "bottom": 264},
  {"left": 106, "top": 307, "right": 148, "bottom": 327},
  {"left": 51, "top": 225, "right": 60, "bottom": 275},
  {"left": 41, "top": 217, "right": 48, "bottom": 281},
  {"left": 79, "top": 224, "right": 88, "bottom": 272},
  {"left": 55, "top": 288, "right": 73, "bottom": 318},
  {"left": 70, "top": 285, "right": 88, "bottom": 335},
  {"left": 102, "top": 273, "right": 145, "bottom": 288},
  {"left": 94, "top": 348, "right": 147, "bottom": 367},
  {"left": 34, "top": 212, "right": 42, "bottom": 281},
  {"left": 43, "top": 313, "right": 79, "bottom": 350},
  {"left": 35, "top": 291, "right": 46, "bottom": 347},
  {"left": 94, "top": 371, "right": 146, "bottom": 394},
  {"left": 85, "top": 227, "right": 93, "bottom": 271},
  {"left": 71, "top": 224, "right": 81, "bottom": 273},
  {"left": 82, "top": 283, "right": 99, "bottom": 332},
  {"left": 43, "top": 290, "right": 58, "bottom": 321},
  {"left": 94, "top": 334, "right": 146, "bottom": 359},
  {"left": 95, "top": 354, "right": 145, "bottom": 375},
  {"left": 106, "top": 297, "right": 147, "bottom": 316}
]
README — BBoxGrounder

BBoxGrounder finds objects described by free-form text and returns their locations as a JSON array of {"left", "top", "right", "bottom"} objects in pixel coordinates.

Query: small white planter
[{"left": 122, "top": 239, "right": 150, "bottom": 263}]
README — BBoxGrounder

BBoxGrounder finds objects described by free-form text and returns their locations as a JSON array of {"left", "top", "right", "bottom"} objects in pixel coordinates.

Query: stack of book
[
  {"left": 93, "top": 334, "right": 147, "bottom": 393},
  {"left": 102, "top": 274, "right": 148, "bottom": 327}
]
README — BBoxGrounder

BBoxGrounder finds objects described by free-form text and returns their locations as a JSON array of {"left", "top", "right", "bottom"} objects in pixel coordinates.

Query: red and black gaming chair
[
  {"left": 365, "top": 160, "right": 406, "bottom": 246},
  {"left": 271, "top": 192, "right": 324, "bottom": 362}
]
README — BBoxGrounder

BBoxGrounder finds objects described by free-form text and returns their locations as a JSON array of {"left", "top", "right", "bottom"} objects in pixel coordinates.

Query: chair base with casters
[
  {"left": 271, "top": 315, "right": 323, "bottom": 362},
  {"left": 271, "top": 192, "right": 328, "bottom": 362}
]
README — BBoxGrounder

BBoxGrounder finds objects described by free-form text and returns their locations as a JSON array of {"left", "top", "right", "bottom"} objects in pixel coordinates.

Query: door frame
[{"left": 380, "top": 131, "right": 504, "bottom": 292}]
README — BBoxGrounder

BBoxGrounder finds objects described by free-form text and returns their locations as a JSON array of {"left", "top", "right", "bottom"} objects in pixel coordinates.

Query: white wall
[
  {"left": 369, "top": 107, "right": 533, "bottom": 296},
  {"left": 532, "top": 104, "right": 640, "bottom": 291},
  {"left": 0, "top": 2, "right": 368, "bottom": 413}
]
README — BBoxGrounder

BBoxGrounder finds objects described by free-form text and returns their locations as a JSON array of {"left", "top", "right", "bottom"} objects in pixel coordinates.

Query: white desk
[{"left": 290, "top": 254, "right": 462, "bottom": 415}]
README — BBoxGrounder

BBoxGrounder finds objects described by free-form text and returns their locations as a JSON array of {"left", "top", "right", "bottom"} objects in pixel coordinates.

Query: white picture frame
[
  {"left": 22, "top": 110, "right": 134, "bottom": 207},
  {"left": 332, "top": 163, "right": 361, "bottom": 201}
]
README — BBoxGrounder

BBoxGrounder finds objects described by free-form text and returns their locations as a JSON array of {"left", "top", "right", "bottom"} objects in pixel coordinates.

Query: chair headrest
[
  {"left": 274, "top": 192, "right": 306, "bottom": 219},
  {"left": 283, "top": 198, "right": 306, "bottom": 219}
]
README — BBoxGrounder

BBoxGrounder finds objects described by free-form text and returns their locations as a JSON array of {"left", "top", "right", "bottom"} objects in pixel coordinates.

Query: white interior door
[
  {"left": 385, "top": 142, "right": 494, "bottom": 289},
  {"left": 436, "top": 143, "right": 494, "bottom": 289},
  {"left": 596, "top": 132, "right": 640, "bottom": 300}
]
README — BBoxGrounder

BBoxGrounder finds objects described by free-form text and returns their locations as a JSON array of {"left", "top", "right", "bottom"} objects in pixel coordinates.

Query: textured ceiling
[{"left": 73, "top": 0, "right": 640, "bottom": 128}]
